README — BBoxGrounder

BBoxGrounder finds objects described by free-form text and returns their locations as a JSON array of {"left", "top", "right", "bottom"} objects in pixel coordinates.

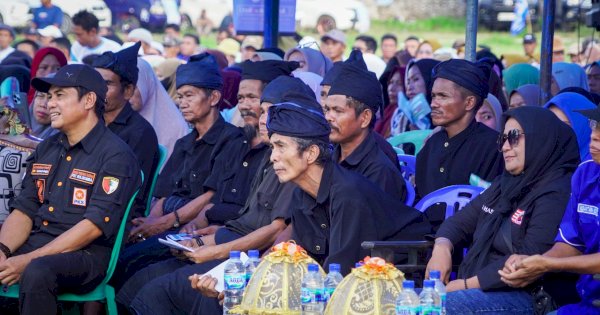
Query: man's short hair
[
  {"left": 75, "top": 86, "right": 105, "bottom": 118},
  {"left": 72, "top": 10, "right": 99, "bottom": 32},
  {"left": 183, "top": 33, "right": 200, "bottom": 45},
  {"left": 453, "top": 82, "right": 483, "bottom": 112},
  {"left": 381, "top": 33, "right": 397, "bottom": 44},
  {"left": 293, "top": 137, "right": 332, "bottom": 166},
  {"left": 356, "top": 35, "right": 377, "bottom": 53},
  {"left": 51, "top": 37, "right": 72, "bottom": 51},
  {"left": 405, "top": 35, "right": 419, "bottom": 42},
  {"left": 165, "top": 24, "right": 180, "bottom": 32},
  {"left": 15, "top": 39, "right": 39, "bottom": 52},
  {"left": 346, "top": 96, "right": 376, "bottom": 128}
]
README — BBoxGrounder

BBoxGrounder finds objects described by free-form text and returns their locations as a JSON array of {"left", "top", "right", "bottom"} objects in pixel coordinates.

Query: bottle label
[
  {"left": 421, "top": 306, "right": 440, "bottom": 315},
  {"left": 246, "top": 272, "right": 253, "bottom": 284},
  {"left": 440, "top": 294, "right": 447, "bottom": 311},
  {"left": 224, "top": 273, "right": 246, "bottom": 290},
  {"left": 396, "top": 306, "right": 418, "bottom": 315},
  {"left": 325, "top": 287, "right": 335, "bottom": 301},
  {"left": 301, "top": 287, "right": 325, "bottom": 303}
]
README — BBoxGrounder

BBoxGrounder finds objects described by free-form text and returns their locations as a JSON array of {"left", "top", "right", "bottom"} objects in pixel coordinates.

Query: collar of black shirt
[
  {"left": 183, "top": 115, "right": 227, "bottom": 152},
  {"left": 441, "top": 118, "right": 478, "bottom": 146},
  {"left": 111, "top": 102, "right": 135, "bottom": 125},
  {"left": 56, "top": 121, "right": 106, "bottom": 153},
  {"left": 334, "top": 130, "right": 377, "bottom": 167}
]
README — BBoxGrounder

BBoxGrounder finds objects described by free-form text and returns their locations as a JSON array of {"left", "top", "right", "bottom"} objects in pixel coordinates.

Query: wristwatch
[{"left": 173, "top": 210, "right": 181, "bottom": 228}]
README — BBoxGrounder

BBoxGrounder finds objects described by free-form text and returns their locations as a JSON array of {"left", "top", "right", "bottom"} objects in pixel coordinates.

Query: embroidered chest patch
[
  {"left": 577, "top": 203, "right": 598, "bottom": 217},
  {"left": 511, "top": 209, "right": 525, "bottom": 225},
  {"left": 31, "top": 163, "right": 52, "bottom": 176},
  {"left": 69, "top": 169, "right": 96, "bottom": 185},
  {"left": 72, "top": 187, "right": 87, "bottom": 207}
]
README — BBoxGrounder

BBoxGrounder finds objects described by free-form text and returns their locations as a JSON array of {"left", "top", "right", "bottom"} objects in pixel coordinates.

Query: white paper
[
  {"left": 158, "top": 237, "right": 194, "bottom": 252},
  {"left": 204, "top": 252, "right": 249, "bottom": 293}
]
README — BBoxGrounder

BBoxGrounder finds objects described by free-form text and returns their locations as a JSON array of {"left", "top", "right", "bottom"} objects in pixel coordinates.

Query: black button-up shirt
[
  {"left": 416, "top": 120, "right": 504, "bottom": 199},
  {"left": 225, "top": 150, "right": 295, "bottom": 236},
  {"left": 291, "top": 161, "right": 422, "bottom": 275},
  {"left": 205, "top": 141, "right": 270, "bottom": 224},
  {"left": 334, "top": 131, "right": 406, "bottom": 201},
  {"left": 107, "top": 102, "right": 159, "bottom": 217},
  {"left": 9, "top": 122, "right": 141, "bottom": 259},
  {"left": 153, "top": 116, "right": 244, "bottom": 200}
]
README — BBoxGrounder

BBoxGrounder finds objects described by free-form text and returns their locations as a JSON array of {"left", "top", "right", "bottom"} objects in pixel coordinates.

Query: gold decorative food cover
[
  {"left": 324, "top": 256, "right": 405, "bottom": 315},
  {"left": 229, "top": 241, "right": 326, "bottom": 315}
]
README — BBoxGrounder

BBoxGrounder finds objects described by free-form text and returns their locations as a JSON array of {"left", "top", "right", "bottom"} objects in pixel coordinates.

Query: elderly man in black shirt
[
  {"left": 0, "top": 64, "right": 141, "bottom": 315},
  {"left": 268, "top": 103, "right": 421, "bottom": 275},
  {"left": 92, "top": 42, "right": 159, "bottom": 218},
  {"left": 416, "top": 59, "right": 503, "bottom": 226}
]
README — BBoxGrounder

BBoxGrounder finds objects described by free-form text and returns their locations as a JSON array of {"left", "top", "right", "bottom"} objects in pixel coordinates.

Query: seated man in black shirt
[
  {"left": 326, "top": 50, "right": 405, "bottom": 200},
  {"left": 0, "top": 64, "right": 141, "bottom": 315},
  {"left": 268, "top": 103, "right": 421, "bottom": 275},
  {"left": 416, "top": 59, "right": 503, "bottom": 226},
  {"left": 92, "top": 42, "right": 159, "bottom": 218}
]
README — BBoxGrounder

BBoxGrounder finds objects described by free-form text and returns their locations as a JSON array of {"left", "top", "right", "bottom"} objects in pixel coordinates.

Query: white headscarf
[
  {"left": 292, "top": 71, "right": 323, "bottom": 104},
  {"left": 136, "top": 58, "right": 189, "bottom": 161}
]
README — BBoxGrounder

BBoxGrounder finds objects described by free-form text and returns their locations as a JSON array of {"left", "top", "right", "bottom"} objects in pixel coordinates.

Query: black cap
[
  {"left": 0, "top": 24, "right": 15, "bottom": 38},
  {"left": 523, "top": 33, "right": 536, "bottom": 44},
  {"left": 267, "top": 103, "right": 330, "bottom": 142},
  {"left": 576, "top": 108, "right": 600, "bottom": 122},
  {"left": 32, "top": 64, "right": 107, "bottom": 101}
]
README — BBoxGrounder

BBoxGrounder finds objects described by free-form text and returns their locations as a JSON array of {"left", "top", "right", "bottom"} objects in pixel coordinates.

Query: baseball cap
[
  {"left": 321, "top": 29, "right": 346, "bottom": 45},
  {"left": 31, "top": 64, "right": 107, "bottom": 102},
  {"left": 38, "top": 25, "right": 63, "bottom": 38},
  {"left": 0, "top": 24, "right": 15, "bottom": 39},
  {"left": 127, "top": 28, "right": 153, "bottom": 45},
  {"left": 241, "top": 36, "right": 263, "bottom": 50},
  {"left": 523, "top": 33, "right": 536, "bottom": 44},
  {"left": 576, "top": 108, "right": 600, "bottom": 123}
]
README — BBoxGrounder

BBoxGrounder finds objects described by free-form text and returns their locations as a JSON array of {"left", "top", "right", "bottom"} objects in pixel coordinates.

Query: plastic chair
[
  {"left": 145, "top": 144, "right": 168, "bottom": 216},
  {"left": 0, "top": 173, "right": 143, "bottom": 315},
  {"left": 594, "top": 274, "right": 600, "bottom": 308},
  {"left": 404, "top": 177, "right": 415, "bottom": 207},
  {"left": 397, "top": 154, "right": 416, "bottom": 181},
  {"left": 414, "top": 185, "right": 484, "bottom": 219},
  {"left": 387, "top": 130, "right": 432, "bottom": 155}
]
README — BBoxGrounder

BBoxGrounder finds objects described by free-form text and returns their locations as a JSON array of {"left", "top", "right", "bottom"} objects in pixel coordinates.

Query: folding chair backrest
[
  {"left": 397, "top": 154, "right": 416, "bottom": 181},
  {"left": 387, "top": 130, "right": 432, "bottom": 155},
  {"left": 145, "top": 144, "right": 168, "bottom": 215},
  {"left": 404, "top": 178, "right": 415, "bottom": 207},
  {"left": 414, "top": 185, "right": 484, "bottom": 219}
]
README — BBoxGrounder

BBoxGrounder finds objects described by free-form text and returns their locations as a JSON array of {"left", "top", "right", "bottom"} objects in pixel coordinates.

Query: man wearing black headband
[
  {"left": 267, "top": 103, "right": 421, "bottom": 275},
  {"left": 416, "top": 59, "right": 503, "bottom": 224},
  {"left": 327, "top": 50, "right": 405, "bottom": 200},
  {"left": 0, "top": 64, "right": 140, "bottom": 314},
  {"left": 92, "top": 42, "right": 159, "bottom": 218}
]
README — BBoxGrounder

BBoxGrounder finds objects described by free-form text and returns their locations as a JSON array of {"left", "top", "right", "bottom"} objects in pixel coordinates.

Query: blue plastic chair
[
  {"left": 145, "top": 144, "right": 168, "bottom": 216},
  {"left": 387, "top": 130, "right": 433, "bottom": 155},
  {"left": 0, "top": 172, "right": 143, "bottom": 315},
  {"left": 414, "top": 185, "right": 484, "bottom": 219},
  {"left": 404, "top": 177, "right": 415, "bottom": 207},
  {"left": 397, "top": 154, "right": 416, "bottom": 181}
]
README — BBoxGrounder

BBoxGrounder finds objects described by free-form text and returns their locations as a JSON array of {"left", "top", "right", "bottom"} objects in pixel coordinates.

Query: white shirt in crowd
[
  {"left": 70, "top": 37, "right": 121, "bottom": 63},
  {"left": 0, "top": 46, "right": 15, "bottom": 63},
  {"left": 363, "top": 53, "right": 387, "bottom": 79}
]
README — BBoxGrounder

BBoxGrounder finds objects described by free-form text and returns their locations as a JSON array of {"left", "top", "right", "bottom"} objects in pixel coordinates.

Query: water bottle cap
[
  {"left": 229, "top": 251, "right": 241, "bottom": 259},
  {"left": 248, "top": 250, "right": 260, "bottom": 258},
  {"left": 423, "top": 279, "right": 435, "bottom": 288},
  {"left": 329, "top": 263, "right": 341, "bottom": 272},
  {"left": 429, "top": 270, "right": 441, "bottom": 279},
  {"left": 402, "top": 280, "right": 415, "bottom": 289},
  {"left": 307, "top": 263, "right": 319, "bottom": 272}
]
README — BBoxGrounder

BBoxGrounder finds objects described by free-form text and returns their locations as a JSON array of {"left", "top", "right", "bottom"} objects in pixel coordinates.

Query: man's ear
[
  {"left": 305, "top": 144, "right": 320, "bottom": 165},
  {"left": 360, "top": 109, "right": 373, "bottom": 129},
  {"left": 465, "top": 95, "right": 477, "bottom": 112},
  {"left": 209, "top": 90, "right": 222, "bottom": 107},
  {"left": 84, "top": 92, "right": 97, "bottom": 111}
]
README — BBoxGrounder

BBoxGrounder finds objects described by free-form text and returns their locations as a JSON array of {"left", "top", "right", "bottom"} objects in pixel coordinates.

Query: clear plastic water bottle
[
  {"left": 419, "top": 280, "right": 441, "bottom": 315},
  {"left": 396, "top": 280, "right": 420, "bottom": 315},
  {"left": 301, "top": 263, "right": 325, "bottom": 315},
  {"left": 429, "top": 270, "right": 447, "bottom": 315},
  {"left": 323, "top": 263, "right": 343, "bottom": 302},
  {"left": 244, "top": 249, "right": 260, "bottom": 285},
  {"left": 223, "top": 251, "right": 246, "bottom": 315}
]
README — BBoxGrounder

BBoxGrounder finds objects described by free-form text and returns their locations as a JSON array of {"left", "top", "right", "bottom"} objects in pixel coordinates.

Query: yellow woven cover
[
  {"left": 324, "top": 257, "right": 405, "bottom": 315},
  {"left": 229, "top": 242, "right": 325, "bottom": 315}
]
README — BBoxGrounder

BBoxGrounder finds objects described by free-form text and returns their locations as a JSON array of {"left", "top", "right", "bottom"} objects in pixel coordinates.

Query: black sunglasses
[{"left": 497, "top": 129, "right": 525, "bottom": 152}]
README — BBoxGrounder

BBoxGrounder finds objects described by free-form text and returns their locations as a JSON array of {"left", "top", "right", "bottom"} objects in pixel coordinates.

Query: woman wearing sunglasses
[{"left": 426, "top": 106, "right": 580, "bottom": 314}]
